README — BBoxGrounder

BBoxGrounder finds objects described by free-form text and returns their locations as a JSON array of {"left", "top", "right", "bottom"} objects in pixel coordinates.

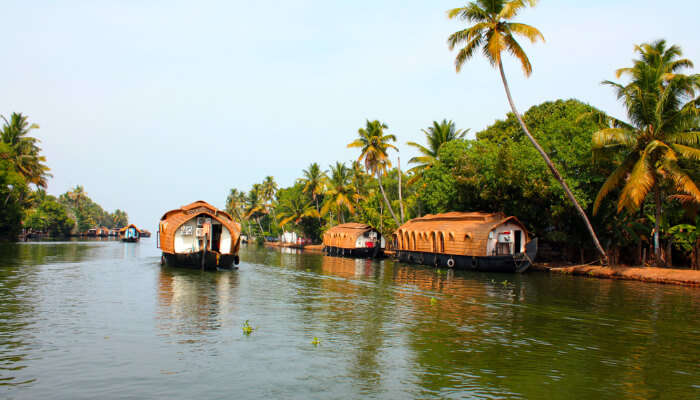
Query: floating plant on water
[
  {"left": 242, "top": 320, "right": 255, "bottom": 335},
  {"left": 430, "top": 297, "right": 438, "bottom": 306},
  {"left": 311, "top": 337, "right": 321, "bottom": 346}
]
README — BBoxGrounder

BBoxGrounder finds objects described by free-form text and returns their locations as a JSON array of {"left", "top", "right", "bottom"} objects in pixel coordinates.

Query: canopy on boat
[
  {"left": 323, "top": 223, "right": 381, "bottom": 249},
  {"left": 392, "top": 212, "right": 529, "bottom": 256},
  {"left": 158, "top": 200, "right": 241, "bottom": 254}
]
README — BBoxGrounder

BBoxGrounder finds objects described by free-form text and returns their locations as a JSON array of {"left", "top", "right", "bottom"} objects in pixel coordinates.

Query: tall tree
[
  {"left": 321, "top": 162, "right": 356, "bottom": 224},
  {"left": 592, "top": 40, "right": 700, "bottom": 263},
  {"left": 348, "top": 120, "right": 400, "bottom": 225},
  {"left": 298, "top": 163, "right": 326, "bottom": 218},
  {"left": 225, "top": 188, "right": 247, "bottom": 222},
  {"left": 245, "top": 184, "right": 267, "bottom": 234},
  {"left": 407, "top": 119, "right": 468, "bottom": 181},
  {"left": 1, "top": 113, "right": 51, "bottom": 188},
  {"left": 447, "top": 0, "right": 607, "bottom": 262}
]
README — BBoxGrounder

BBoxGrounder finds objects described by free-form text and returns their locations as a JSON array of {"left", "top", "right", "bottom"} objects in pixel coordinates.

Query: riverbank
[{"left": 535, "top": 264, "right": 700, "bottom": 287}]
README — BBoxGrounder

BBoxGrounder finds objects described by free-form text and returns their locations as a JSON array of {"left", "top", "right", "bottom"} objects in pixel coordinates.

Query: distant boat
[
  {"left": 157, "top": 201, "right": 242, "bottom": 270},
  {"left": 392, "top": 212, "right": 537, "bottom": 273},
  {"left": 120, "top": 224, "right": 141, "bottom": 242},
  {"left": 139, "top": 229, "right": 151, "bottom": 238},
  {"left": 323, "top": 223, "right": 385, "bottom": 258}
]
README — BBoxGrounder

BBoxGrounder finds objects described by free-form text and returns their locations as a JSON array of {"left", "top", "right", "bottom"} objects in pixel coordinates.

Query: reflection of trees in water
[
  {"left": 316, "top": 256, "right": 395, "bottom": 392},
  {"left": 0, "top": 245, "right": 46, "bottom": 387},
  {"left": 394, "top": 267, "right": 700, "bottom": 399},
  {"left": 156, "top": 268, "right": 239, "bottom": 340}
]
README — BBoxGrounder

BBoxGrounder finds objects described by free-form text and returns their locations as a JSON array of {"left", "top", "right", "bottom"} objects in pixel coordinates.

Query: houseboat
[
  {"left": 323, "top": 223, "right": 385, "bottom": 258},
  {"left": 120, "top": 224, "right": 141, "bottom": 242},
  {"left": 392, "top": 212, "right": 537, "bottom": 273},
  {"left": 157, "top": 200, "right": 242, "bottom": 270},
  {"left": 97, "top": 226, "right": 110, "bottom": 237}
]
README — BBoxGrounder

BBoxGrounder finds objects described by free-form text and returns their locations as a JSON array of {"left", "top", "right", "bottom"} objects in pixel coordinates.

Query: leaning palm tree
[
  {"left": 1, "top": 113, "right": 51, "bottom": 188},
  {"left": 447, "top": 0, "right": 607, "bottom": 261},
  {"left": 321, "top": 162, "right": 356, "bottom": 225},
  {"left": 348, "top": 120, "right": 400, "bottom": 225},
  {"left": 298, "top": 163, "right": 327, "bottom": 217},
  {"left": 592, "top": 40, "right": 700, "bottom": 263},
  {"left": 407, "top": 119, "right": 468, "bottom": 181}
]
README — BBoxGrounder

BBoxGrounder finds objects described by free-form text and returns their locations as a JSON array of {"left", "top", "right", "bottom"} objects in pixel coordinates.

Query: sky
[{"left": 1, "top": 0, "right": 699, "bottom": 229}]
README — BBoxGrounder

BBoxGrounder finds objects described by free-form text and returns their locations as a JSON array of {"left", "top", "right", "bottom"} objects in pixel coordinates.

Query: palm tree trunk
[
  {"left": 498, "top": 60, "right": 608, "bottom": 264},
  {"left": 655, "top": 189, "right": 662, "bottom": 265},
  {"left": 377, "top": 172, "right": 399, "bottom": 225},
  {"left": 256, "top": 217, "right": 264, "bottom": 236},
  {"left": 398, "top": 156, "right": 405, "bottom": 223}
]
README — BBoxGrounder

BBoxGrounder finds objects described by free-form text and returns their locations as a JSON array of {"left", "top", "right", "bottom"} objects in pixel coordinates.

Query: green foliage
[
  {"left": 0, "top": 143, "right": 29, "bottom": 239},
  {"left": 25, "top": 194, "right": 74, "bottom": 236}
]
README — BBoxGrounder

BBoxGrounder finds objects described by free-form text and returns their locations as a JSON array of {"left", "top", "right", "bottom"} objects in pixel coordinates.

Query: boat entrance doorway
[
  {"left": 514, "top": 230, "right": 522, "bottom": 253},
  {"left": 211, "top": 223, "right": 222, "bottom": 252}
]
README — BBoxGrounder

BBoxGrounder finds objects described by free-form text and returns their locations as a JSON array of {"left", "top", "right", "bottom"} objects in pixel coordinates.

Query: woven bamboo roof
[
  {"left": 119, "top": 224, "right": 140, "bottom": 233},
  {"left": 323, "top": 223, "right": 378, "bottom": 249},
  {"left": 159, "top": 200, "right": 241, "bottom": 254},
  {"left": 393, "top": 212, "right": 529, "bottom": 256}
]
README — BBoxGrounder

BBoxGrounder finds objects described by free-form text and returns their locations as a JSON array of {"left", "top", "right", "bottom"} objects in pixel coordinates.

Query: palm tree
[
  {"left": 592, "top": 40, "right": 700, "bottom": 263},
  {"left": 225, "top": 188, "right": 247, "bottom": 222},
  {"left": 277, "top": 192, "right": 318, "bottom": 228},
  {"left": 447, "top": 0, "right": 607, "bottom": 262},
  {"left": 1, "top": 113, "right": 51, "bottom": 188},
  {"left": 321, "top": 162, "right": 356, "bottom": 224},
  {"left": 348, "top": 120, "right": 400, "bottom": 225},
  {"left": 298, "top": 163, "right": 326, "bottom": 218},
  {"left": 407, "top": 119, "right": 468, "bottom": 181},
  {"left": 245, "top": 184, "right": 267, "bottom": 234}
]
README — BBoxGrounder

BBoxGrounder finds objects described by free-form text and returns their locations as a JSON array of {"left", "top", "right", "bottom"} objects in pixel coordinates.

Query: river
[{"left": 1, "top": 240, "right": 699, "bottom": 399}]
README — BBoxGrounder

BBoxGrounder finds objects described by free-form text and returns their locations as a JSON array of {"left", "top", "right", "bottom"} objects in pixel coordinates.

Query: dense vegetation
[{"left": 0, "top": 113, "right": 129, "bottom": 239}]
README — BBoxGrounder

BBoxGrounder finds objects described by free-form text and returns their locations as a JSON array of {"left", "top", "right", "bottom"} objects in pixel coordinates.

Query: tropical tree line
[
  {"left": 1, "top": 112, "right": 129, "bottom": 238},
  {"left": 226, "top": 35, "right": 699, "bottom": 267}
]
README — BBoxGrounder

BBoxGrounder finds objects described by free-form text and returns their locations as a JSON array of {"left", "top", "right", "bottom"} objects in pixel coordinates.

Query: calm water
[{"left": 1, "top": 240, "right": 699, "bottom": 399}]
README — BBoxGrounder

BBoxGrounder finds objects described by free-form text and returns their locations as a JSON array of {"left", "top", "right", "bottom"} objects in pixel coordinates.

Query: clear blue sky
[{"left": 1, "top": 0, "right": 698, "bottom": 229}]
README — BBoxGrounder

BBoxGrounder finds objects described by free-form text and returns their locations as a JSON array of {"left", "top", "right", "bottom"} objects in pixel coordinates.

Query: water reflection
[{"left": 156, "top": 267, "right": 240, "bottom": 340}]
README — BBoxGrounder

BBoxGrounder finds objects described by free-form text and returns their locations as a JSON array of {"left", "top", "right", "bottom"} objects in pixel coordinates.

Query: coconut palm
[
  {"left": 225, "top": 188, "right": 247, "bottom": 222},
  {"left": 277, "top": 192, "right": 318, "bottom": 228},
  {"left": 407, "top": 119, "right": 468, "bottom": 181},
  {"left": 592, "top": 40, "right": 700, "bottom": 263},
  {"left": 447, "top": 0, "right": 607, "bottom": 261},
  {"left": 245, "top": 184, "right": 267, "bottom": 234},
  {"left": 1, "top": 113, "right": 51, "bottom": 188},
  {"left": 298, "top": 163, "right": 326, "bottom": 217},
  {"left": 321, "top": 162, "right": 356, "bottom": 224},
  {"left": 347, "top": 120, "right": 400, "bottom": 225}
]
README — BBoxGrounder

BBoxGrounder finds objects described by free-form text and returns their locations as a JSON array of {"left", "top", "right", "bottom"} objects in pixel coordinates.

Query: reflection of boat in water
[
  {"left": 157, "top": 201, "right": 242, "bottom": 270},
  {"left": 322, "top": 223, "right": 385, "bottom": 258},
  {"left": 156, "top": 268, "right": 239, "bottom": 336},
  {"left": 393, "top": 212, "right": 537, "bottom": 273},
  {"left": 321, "top": 254, "right": 377, "bottom": 279},
  {"left": 120, "top": 224, "right": 141, "bottom": 242}
]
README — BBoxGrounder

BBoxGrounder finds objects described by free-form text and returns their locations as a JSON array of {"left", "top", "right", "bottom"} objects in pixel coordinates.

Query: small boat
[
  {"left": 139, "top": 229, "right": 151, "bottom": 238},
  {"left": 157, "top": 200, "right": 242, "bottom": 270},
  {"left": 120, "top": 224, "right": 141, "bottom": 242},
  {"left": 392, "top": 212, "right": 537, "bottom": 273},
  {"left": 323, "top": 223, "right": 385, "bottom": 258}
]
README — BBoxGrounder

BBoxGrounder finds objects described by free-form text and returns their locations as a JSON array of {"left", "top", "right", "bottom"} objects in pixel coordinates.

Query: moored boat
[
  {"left": 323, "top": 223, "right": 385, "bottom": 258},
  {"left": 392, "top": 212, "right": 537, "bottom": 273},
  {"left": 157, "top": 200, "right": 241, "bottom": 270},
  {"left": 120, "top": 224, "right": 141, "bottom": 242}
]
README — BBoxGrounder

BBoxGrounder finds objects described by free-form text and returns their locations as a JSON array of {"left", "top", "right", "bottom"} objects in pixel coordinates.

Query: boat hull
[
  {"left": 323, "top": 246, "right": 385, "bottom": 259},
  {"left": 395, "top": 239, "right": 537, "bottom": 273},
  {"left": 121, "top": 237, "right": 139, "bottom": 243},
  {"left": 161, "top": 251, "right": 239, "bottom": 271}
]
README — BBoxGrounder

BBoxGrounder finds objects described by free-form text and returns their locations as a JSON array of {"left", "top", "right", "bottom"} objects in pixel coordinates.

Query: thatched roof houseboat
[
  {"left": 392, "top": 212, "right": 537, "bottom": 273},
  {"left": 157, "top": 201, "right": 241, "bottom": 270},
  {"left": 120, "top": 224, "right": 141, "bottom": 242},
  {"left": 323, "top": 223, "right": 385, "bottom": 258}
]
